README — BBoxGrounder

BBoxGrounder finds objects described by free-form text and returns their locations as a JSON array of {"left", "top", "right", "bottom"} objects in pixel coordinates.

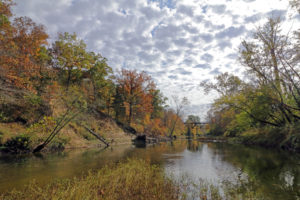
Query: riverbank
[
  {"left": 0, "top": 140, "right": 298, "bottom": 199},
  {"left": 225, "top": 125, "right": 300, "bottom": 153},
  {"left": 0, "top": 159, "right": 179, "bottom": 200},
  {"left": 0, "top": 115, "right": 133, "bottom": 154}
]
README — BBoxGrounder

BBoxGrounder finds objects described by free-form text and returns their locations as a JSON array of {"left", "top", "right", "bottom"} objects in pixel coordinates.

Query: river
[{"left": 0, "top": 139, "right": 299, "bottom": 199}]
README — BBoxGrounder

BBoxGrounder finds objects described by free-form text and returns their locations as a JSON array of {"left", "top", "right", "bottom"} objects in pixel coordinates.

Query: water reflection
[
  {"left": 0, "top": 140, "right": 299, "bottom": 199},
  {"left": 165, "top": 140, "right": 246, "bottom": 185}
]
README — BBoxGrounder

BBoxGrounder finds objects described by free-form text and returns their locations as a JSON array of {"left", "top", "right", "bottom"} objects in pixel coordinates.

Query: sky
[{"left": 13, "top": 0, "right": 299, "bottom": 119}]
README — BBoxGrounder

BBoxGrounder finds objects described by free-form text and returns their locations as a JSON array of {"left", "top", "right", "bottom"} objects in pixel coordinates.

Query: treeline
[
  {"left": 202, "top": 11, "right": 300, "bottom": 150},
  {"left": 0, "top": 0, "right": 185, "bottom": 148}
]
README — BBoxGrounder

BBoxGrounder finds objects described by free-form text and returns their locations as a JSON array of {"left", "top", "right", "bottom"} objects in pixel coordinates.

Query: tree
[
  {"left": 0, "top": 1, "right": 53, "bottom": 124},
  {"left": 163, "top": 108, "right": 185, "bottom": 137},
  {"left": 200, "top": 72, "right": 243, "bottom": 96},
  {"left": 52, "top": 32, "right": 93, "bottom": 90},
  {"left": 202, "top": 16, "right": 300, "bottom": 140},
  {"left": 290, "top": 0, "right": 300, "bottom": 13},
  {"left": 240, "top": 17, "right": 300, "bottom": 125},
  {"left": 150, "top": 89, "right": 167, "bottom": 119},
  {"left": 33, "top": 91, "right": 87, "bottom": 153},
  {"left": 86, "top": 53, "right": 114, "bottom": 114},
  {"left": 115, "top": 69, "right": 155, "bottom": 126},
  {"left": 186, "top": 115, "right": 200, "bottom": 124},
  {"left": 0, "top": 4, "right": 49, "bottom": 92},
  {"left": 169, "top": 96, "right": 189, "bottom": 137},
  {"left": 185, "top": 115, "right": 201, "bottom": 136}
]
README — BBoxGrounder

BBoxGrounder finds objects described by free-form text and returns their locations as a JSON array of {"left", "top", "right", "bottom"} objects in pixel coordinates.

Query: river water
[{"left": 0, "top": 140, "right": 299, "bottom": 199}]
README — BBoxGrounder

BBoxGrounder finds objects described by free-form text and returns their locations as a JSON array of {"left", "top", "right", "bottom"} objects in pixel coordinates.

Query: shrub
[
  {"left": 2, "top": 134, "right": 31, "bottom": 154},
  {"left": 48, "top": 137, "right": 70, "bottom": 151},
  {"left": 0, "top": 111, "right": 10, "bottom": 122}
]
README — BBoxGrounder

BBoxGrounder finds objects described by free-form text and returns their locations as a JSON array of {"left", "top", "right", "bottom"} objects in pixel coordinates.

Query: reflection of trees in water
[
  {"left": 124, "top": 141, "right": 187, "bottom": 165},
  {"left": 212, "top": 143, "right": 300, "bottom": 199},
  {"left": 186, "top": 140, "right": 203, "bottom": 152}
]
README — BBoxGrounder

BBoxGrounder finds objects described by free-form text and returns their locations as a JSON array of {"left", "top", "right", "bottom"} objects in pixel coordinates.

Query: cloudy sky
[{"left": 13, "top": 0, "right": 299, "bottom": 119}]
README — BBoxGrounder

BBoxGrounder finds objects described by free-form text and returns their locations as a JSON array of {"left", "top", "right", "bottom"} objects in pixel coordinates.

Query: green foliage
[
  {"left": 52, "top": 32, "right": 93, "bottom": 88},
  {"left": 24, "top": 94, "right": 42, "bottom": 106},
  {"left": 0, "top": 13, "right": 9, "bottom": 26},
  {"left": 48, "top": 136, "right": 69, "bottom": 151},
  {"left": 33, "top": 46, "right": 54, "bottom": 95},
  {"left": 2, "top": 134, "right": 31, "bottom": 154},
  {"left": 0, "top": 0, "right": 13, "bottom": 27},
  {"left": 87, "top": 53, "right": 115, "bottom": 113},
  {"left": 186, "top": 115, "right": 200, "bottom": 123},
  {"left": 0, "top": 111, "right": 9, "bottom": 122},
  {"left": 26, "top": 116, "right": 56, "bottom": 145},
  {"left": 150, "top": 89, "right": 167, "bottom": 119},
  {"left": 225, "top": 112, "right": 252, "bottom": 137},
  {"left": 203, "top": 16, "right": 300, "bottom": 150},
  {"left": 208, "top": 124, "right": 224, "bottom": 136}
]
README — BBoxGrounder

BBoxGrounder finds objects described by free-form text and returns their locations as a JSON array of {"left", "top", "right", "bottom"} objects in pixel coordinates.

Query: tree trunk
[{"left": 83, "top": 125, "right": 110, "bottom": 147}]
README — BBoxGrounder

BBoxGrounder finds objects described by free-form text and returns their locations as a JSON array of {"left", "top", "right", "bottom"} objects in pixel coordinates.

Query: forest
[
  {"left": 202, "top": 14, "right": 300, "bottom": 151},
  {"left": 0, "top": 0, "right": 186, "bottom": 153}
]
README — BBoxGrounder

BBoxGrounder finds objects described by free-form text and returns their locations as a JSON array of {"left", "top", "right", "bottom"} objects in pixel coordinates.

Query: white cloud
[{"left": 13, "top": 0, "right": 298, "bottom": 118}]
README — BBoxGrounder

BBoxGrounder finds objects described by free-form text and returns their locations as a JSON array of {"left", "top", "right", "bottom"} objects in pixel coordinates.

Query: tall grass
[
  {"left": 1, "top": 159, "right": 179, "bottom": 200},
  {"left": 0, "top": 159, "right": 261, "bottom": 200}
]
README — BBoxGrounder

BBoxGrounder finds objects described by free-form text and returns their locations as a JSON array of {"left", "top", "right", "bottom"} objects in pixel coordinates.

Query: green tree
[
  {"left": 86, "top": 53, "right": 114, "bottom": 115},
  {"left": 52, "top": 32, "right": 93, "bottom": 90},
  {"left": 240, "top": 17, "right": 300, "bottom": 124},
  {"left": 150, "top": 89, "right": 167, "bottom": 119}
]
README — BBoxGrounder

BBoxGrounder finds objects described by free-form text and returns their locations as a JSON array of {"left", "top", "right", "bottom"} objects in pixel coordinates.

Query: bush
[
  {"left": 0, "top": 111, "right": 10, "bottom": 122},
  {"left": 2, "top": 134, "right": 31, "bottom": 154},
  {"left": 48, "top": 137, "right": 70, "bottom": 151}
]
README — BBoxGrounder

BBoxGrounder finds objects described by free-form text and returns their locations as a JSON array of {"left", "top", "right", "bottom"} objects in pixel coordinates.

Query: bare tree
[{"left": 169, "top": 96, "right": 189, "bottom": 137}]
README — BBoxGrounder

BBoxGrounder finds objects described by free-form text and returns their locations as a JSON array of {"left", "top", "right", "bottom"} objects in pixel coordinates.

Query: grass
[
  {"left": 0, "top": 158, "right": 264, "bottom": 200},
  {"left": 0, "top": 159, "right": 179, "bottom": 200},
  {"left": 0, "top": 113, "right": 132, "bottom": 153}
]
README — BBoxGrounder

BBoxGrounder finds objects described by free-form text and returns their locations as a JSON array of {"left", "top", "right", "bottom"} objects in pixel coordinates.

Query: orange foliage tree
[
  {"left": 115, "top": 69, "right": 155, "bottom": 126},
  {"left": 0, "top": 1, "right": 49, "bottom": 92}
]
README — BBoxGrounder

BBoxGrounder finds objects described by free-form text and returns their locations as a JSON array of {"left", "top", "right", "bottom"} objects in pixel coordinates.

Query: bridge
[
  {"left": 184, "top": 122, "right": 208, "bottom": 125},
  {"left": 184, "top": 122, "right": 209, "bottom": 130}
]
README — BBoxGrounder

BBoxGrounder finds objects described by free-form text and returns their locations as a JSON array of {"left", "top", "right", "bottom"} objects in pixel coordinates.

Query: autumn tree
[
  {"left": 0, "top": 1, "right": 53, "bottom": 124},
  {"left": 0, "top": 1, "right": 49, "bottom": 92},
  {"left": 114, "top": 69, "right": 155, "bottom": 126},
  {"left": 163, "top": 108, "right": 185, "bottom": 137},
  {"left": 142, "top": 89, "right": 167, "bottom": 136},
  {"left": 185, "top": 115, "right": 201, "bottom": 136}
]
